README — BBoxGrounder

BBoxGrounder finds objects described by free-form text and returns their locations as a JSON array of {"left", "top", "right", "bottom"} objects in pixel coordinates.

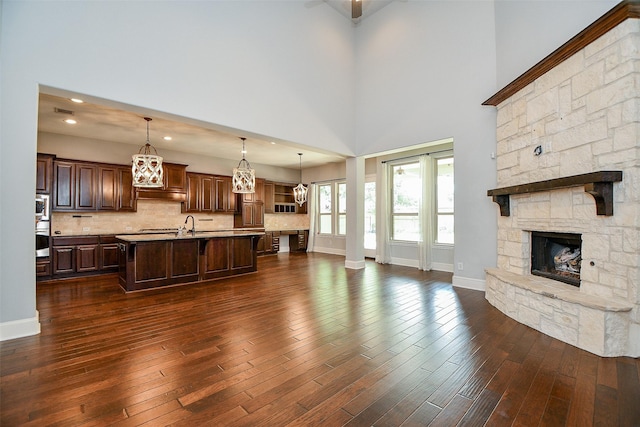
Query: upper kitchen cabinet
[
  {"left": 52, "top": 160, "right": 97, "bottom": 211},
  {"left": 52, "top": 159, "right": 136, "bottom": 212},
  {"left": 98, "top": 165, "right": 137, "bottom": 211},
  {"left": 183, "top": 172, "right": 214, "bottom": 213},
  {"left": 234, "top": 178, "right": 265, "bottom": 228},
  {"left": 268, "top": 182, "right": 307, "bottom": 214},
  {"left": 215, "top": 176, "right": 236, "bottom": 213},
  {"left": 136, "top": 162, "right": 187, "bottom": 202},
  {"left": 36, "top": 153, "right": 55, "bottom": 194}
]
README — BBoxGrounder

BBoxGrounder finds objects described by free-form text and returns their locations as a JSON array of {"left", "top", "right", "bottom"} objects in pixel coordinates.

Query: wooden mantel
[
  {"left": 483, "top": 1, "right": 640, "bottom": 106},
  {"left": 487, "top": 171, "right": 623, "bottom": 216}
]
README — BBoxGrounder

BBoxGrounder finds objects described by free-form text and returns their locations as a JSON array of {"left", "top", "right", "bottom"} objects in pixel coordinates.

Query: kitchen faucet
[{"left": 185, "top": 215, "right": 195, "bottom": 234}]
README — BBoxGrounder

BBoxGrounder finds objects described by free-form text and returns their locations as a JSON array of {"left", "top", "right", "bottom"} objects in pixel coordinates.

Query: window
[
  {"left": 337, "top": 182, "right": 347, "bottom": 235},
  {"left": 391, "top": 161, "right": 421, "bottom": 242},
  {"left": 317, "top": 181, "right": 346, "bottom": 236},
  {"left": 436, "top": 157, "right": 454, "bottom": 244},
  {"left": 318, "top": 184, "right": 332, "bottom": 234}
]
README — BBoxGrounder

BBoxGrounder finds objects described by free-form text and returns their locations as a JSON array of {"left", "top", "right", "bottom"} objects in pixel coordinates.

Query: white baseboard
[
  {"left": 452, "top": 275, "right": 486, "bottom": 291},
  {"left": 345, "top": 259, "right": 366, "bottom": 269},
  {"left": 310, "top": 247, "right": 346, "bottom": 256},
  {"left": 390, "top": 257, "right": 419, "bottom": 268},
  {"left": 431, "top": 262, "right": 454, "bottom": 273},
  {"left": 0, "top": 311, "right": 41, "bottom": 341}
]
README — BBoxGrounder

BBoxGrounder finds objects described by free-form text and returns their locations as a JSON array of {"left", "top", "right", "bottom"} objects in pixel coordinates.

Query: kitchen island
[{"left": 116, "top": 230, "right": 264, "bottom": 292}]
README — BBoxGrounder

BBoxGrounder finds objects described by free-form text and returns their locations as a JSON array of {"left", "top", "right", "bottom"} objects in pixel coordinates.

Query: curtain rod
[{"left": 380, "top": 148, "right": 452, "bottom": 164}]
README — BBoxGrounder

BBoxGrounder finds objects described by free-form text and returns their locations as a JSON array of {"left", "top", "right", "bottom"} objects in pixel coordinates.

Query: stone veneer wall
[{"left": 485, "top": 19, "right": 639, "bottom": 357}]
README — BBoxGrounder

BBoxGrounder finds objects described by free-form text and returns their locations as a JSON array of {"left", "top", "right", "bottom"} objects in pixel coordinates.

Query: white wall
[
  {"left": 494, "top": 0, "right": 619, "bottom": 89},
  {"left": 38, "top": 132, "right": 300, "bottom": 183},
  {"left": 354, "top": 1, "right": 498, "bottom": 288},
  {"left": 0, "top": 0, "right": 355, "bottom": 334}
]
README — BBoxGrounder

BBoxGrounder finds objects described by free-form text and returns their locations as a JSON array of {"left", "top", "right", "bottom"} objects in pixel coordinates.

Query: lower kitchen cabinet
[
  {"left": 49, "top": 235, "right": 117, "bottom": 278},
  {"left": 36, "top": 258, "right": 51, "bottom": 277}
]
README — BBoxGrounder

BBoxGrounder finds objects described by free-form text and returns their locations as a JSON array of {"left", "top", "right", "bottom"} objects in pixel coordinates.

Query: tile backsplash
[{"left": 51, "top": 200, "right": 310, "bottom": 236}]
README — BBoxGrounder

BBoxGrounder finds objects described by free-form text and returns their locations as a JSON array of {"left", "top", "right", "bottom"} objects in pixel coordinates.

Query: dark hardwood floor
[{"left": 1, "top": 253, "right": 639, "bottom": 426}]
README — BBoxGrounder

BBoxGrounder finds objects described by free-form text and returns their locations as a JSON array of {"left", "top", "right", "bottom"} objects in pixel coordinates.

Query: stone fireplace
[
  {"left": 530, "top": 231, "right": 582, "bottom": 287},
  {"left": 483, "top": 3, "right": 639, "bottom": 357}
]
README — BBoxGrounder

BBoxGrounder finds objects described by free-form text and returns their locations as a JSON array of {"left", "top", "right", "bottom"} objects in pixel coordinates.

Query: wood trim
[
  {"left": 487, "top": 171, "right": 622, "bottom": 216},
  {"left": 483, "top": 1, "right": 640, "bottom": 106}
]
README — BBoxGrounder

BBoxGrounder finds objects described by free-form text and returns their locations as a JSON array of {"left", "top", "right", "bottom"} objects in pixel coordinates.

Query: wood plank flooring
[{"left": 2, "top": 253, "right": 639, "bottom": 426}]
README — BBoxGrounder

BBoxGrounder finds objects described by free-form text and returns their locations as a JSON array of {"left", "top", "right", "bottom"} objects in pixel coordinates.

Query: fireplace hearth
[{"left": 530, "top": 231, "right": 581, "bottom": 287}]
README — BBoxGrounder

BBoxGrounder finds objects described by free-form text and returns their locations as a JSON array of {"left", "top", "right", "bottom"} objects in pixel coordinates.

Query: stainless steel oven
[
  {"left": 36, "top": 194, "right": 50, "bottom": 221},
  {"left": 36, "top": 194, "right": 50, "bottom": 257}
]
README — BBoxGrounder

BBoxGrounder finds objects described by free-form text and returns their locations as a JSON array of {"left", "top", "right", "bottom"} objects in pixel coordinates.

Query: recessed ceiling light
[
  {"left": 163, "top": 136, "right": 172, "bottom": 141},
  {"left": 270, "top": 141, "right": 276, "bottom": 145},
  {"left": 64, "top": 119, "right": 77, "bottom": 125},
  {"left": 70, "top": 98, "right": 84, "bottom": 103}
]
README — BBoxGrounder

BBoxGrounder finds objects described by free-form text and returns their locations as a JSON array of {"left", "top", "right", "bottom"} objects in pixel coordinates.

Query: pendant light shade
[
  {"left": 293, "top": 153, "right": 307, "bottom": 206},
  {"left": 132, "top": 117, "right": 164, "bottom": 188},
  {"left": 232, "top": 137, "right": 255, "bottom": 194}
]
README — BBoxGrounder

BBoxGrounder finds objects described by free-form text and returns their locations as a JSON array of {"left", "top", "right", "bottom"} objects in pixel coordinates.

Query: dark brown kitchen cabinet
[
  {"left": 36, "top": 153, "right": 54, "bottom": 194},
  {"left": 98, "top": 166, "right": 118, "bottom": 210},
  {"left": 52, "top": 160, "right": 97, "bottom": 211},
  {"left": 99, "top": 236, "right": 119, "bottom": 271},
  {"left": 52, "top": 160, "right": 75, "bottom": 210},
  {"left": 290, "top": 230, "right": 308, "bottom": 252},
  {"left": 215, "top": 176, "right": 236, "bottom": 213},
  {"left": 51, "top": 236, "right": 101, "bottom": 276},
  {"left": 36, "top": 258, "right": 51, "bottom": 277},
  {"left": 117, "top": 166, "right": 136, "bottom": 211},
  {"left": 264, "top": 181, "right": 275, "bottom": 214},
  {"left": 269, "top": 182, "right": 307, "bottom": 214},
  {"left": 136, "top": 162, "right": 187, "bottom": 202},
  {"left": 234, "top": 178, "right": 265, "bottom": 228},
  {"left": 183, "top": 173, "right": 214, "bottom": 213},
  {"left": 98, "top": 166, "right": 136, "bottom": 211}
]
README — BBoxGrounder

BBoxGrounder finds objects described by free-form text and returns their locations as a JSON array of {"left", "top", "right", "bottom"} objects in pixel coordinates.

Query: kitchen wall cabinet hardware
[
  {"left": 135, "top": 162, "right": 187, "bottom": 202},
  {"left": 36, "top": 153, "right": 55, "bottom": 194}
]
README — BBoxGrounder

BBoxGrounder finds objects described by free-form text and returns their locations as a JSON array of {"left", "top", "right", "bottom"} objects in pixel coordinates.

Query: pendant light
[
  {"left": 132, "top": 117, "right": 164, "bottom": 187},
  {"left": 232, "top": 137, "right": 255, "bottom": 193},
  {"left": 293, "top": 153, "right": 308, "bottom": 206}
]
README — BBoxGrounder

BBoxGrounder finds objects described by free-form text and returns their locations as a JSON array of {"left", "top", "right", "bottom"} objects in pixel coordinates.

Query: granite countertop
[{"left": 116, "top": 230, "right": 265, "bottom": 242}]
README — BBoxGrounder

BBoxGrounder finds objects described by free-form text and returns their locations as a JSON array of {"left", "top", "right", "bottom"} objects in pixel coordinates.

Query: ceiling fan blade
[{"left": 352, "top": 0, "right": 362, "bottom": 19}]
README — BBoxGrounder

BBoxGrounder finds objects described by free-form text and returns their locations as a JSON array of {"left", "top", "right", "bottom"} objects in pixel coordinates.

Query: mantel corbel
[{"left": 487, "top": 171, "right": 623, "bottom": 217}]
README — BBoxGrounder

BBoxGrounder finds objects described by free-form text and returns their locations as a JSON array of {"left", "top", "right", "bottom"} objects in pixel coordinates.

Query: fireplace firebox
[{"left": 530, "top": 231, "right": 582, "bottom": 287}]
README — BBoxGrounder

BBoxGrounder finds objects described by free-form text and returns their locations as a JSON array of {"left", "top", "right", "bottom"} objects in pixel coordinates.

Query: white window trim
[{"left": 315, "top": 180, "right": 347, "bottom": 237}]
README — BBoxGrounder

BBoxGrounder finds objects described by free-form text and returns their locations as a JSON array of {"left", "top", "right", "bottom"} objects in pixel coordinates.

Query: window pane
[
  {"left": 337, "top": 183, "right": 346, "bottom": 214},
  {"left": 364, "top": 182, "right": 376, "bottom": 250},
  {"left": 437, "top": 158, "right": 454, "bottom": 214},
  {"left": 392, "top": 162, "right": 420, "bottom": 214},
  {"left": 319, "top": 184, "right": 331, "bottom": 214},
  {"left": 437, "top": 214, "right": 454, "bottom": 244},
  {"left": 393, "top": 215, "right": 420, "bottom": 242},
  {"left": 337, "top": 214, "right": 346, "bottom": 235},
  {"left": 319, "top": 214, "right": 332, "bottom": 234}
]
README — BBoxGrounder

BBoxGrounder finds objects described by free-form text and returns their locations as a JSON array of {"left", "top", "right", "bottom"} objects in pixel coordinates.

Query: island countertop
[{"left": 115, "top": 229, "right": 264, "bottom": 242}]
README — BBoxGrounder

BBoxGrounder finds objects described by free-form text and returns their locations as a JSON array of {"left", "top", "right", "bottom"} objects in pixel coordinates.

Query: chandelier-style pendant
[
  {"left": 132, "top": 117, "right": 164, "bottom": 188},
  {"left": 293, "top": 153, "right": 307, "bottom": 206},
  {"left": 232, "top": 137, "right": 255, "bottom": 194}
]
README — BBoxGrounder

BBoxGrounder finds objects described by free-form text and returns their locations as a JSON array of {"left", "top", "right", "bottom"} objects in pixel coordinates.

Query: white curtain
[
  {"left": 418, "top": 155, "right": 433, "bottom": 271},
  {"left": 375, "top": 161, "right": 392, "bottom": 264},
  {"left": 306, "top": 184, "right": 317, "bottom": 252}
]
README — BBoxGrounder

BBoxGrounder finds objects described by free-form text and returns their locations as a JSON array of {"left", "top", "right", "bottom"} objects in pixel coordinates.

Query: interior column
[{"left": 345, "top": 156, "right": 365, "bottom": 269}]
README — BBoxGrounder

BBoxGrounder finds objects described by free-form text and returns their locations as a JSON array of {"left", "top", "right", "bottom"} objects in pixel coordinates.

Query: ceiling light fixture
[
  {"left": 293, "top": 153, "right": 308, "bottom": 206},
  {"left": 232, "top": 137, "right": 255, "bottom": 193},
  {"left": 63, "top": 118, "right": 77, "bottom": 125},
  {"left": 70, "top": 98, "right": 84, "bottom": 103},
  {"left": 132, "top": 117, "right": 164, "bottom": 188},
  {"left": 163, "top": 136, "right": 172, "bottom": 141}
]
